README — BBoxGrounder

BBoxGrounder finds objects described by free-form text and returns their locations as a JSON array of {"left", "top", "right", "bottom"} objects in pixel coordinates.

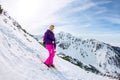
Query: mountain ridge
[{"left": 56, "top": 32, "right": 120, "bottom": 78}]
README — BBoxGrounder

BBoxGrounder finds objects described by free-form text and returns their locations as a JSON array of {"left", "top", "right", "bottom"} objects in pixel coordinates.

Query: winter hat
[{"left": 50, "top": 24, "right": 54, "bottom": 27}]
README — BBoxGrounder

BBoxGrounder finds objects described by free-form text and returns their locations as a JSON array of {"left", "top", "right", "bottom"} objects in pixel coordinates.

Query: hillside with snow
[
  {"left": 56, "top": 32, "right": 120, "bottom": 78},
  {"left": 0, "top": 7, "right": 119, "bottom": 80}
]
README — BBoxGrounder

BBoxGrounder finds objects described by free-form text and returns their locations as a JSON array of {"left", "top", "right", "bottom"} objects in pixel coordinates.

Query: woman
[{"left": 43, "top": 25, "right": 56, "bottom": 67}]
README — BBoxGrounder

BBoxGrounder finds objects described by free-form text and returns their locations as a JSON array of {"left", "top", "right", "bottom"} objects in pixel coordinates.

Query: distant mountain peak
[{"left": 56, "top": 31, "right": 120, "bottom": 77}]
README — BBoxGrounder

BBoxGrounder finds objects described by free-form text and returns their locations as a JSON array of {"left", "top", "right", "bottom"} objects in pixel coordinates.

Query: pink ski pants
[{"left": 44, "top": 44, "right": 55, "bottom": 65}]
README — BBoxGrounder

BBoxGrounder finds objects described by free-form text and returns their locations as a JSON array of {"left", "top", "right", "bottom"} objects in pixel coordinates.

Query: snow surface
[{"left": 0, "top": 10, "right": 117, "bottom": 80}]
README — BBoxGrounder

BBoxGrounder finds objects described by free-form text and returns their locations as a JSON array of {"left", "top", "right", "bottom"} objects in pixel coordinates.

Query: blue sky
[
  {"left": 55, "top": 0, "right": 120, "bottom": 33},
  {"left": 0, "top": 0, "right": 120, "bottom": 46}
]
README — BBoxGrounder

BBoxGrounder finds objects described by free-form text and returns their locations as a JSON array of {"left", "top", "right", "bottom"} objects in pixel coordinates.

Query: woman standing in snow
[{"left": 43, "top": 25, "right": 56, "bottom": 68}]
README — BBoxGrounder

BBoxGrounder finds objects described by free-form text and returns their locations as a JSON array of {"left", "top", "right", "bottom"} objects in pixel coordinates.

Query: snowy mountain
[
  {"left": 0, "top": 7, "right": 119, "bottom": 80},
  {"left": 56, "top": 32, "right": 120, "bottom": 78}
]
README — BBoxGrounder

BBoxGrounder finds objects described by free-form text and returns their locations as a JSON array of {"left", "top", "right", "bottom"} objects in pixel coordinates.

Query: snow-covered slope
[
  {"left": 0, "top": 8, "right": 118, "bottom": 80},
  {"left": 56, "top": 32, "right": 120, "bottom": 78}
]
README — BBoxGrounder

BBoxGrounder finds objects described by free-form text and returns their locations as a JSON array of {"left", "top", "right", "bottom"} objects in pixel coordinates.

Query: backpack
[
  {"left": 0, "top": 5, "right": 3, "bottom": 14},
  {"left": 43, "top": 41, "right": 45, "bottom": 47}
]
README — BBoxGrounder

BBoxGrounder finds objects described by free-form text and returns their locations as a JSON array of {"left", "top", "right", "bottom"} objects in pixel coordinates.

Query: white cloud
[
  {"left": 71, "top": 2, "right": 95, "bottom": 13},
  {"left": 75, "top": 33, "right": 120, "bottom": 47},
  {"left": 96, "top": 0, "right": 112, "bottom": 5},
  {"left": 60, "top": 0, "right": 96, "bottom": 15},
  {"left": 105, "top": 17, "right": 120, "bottom": 24}
]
